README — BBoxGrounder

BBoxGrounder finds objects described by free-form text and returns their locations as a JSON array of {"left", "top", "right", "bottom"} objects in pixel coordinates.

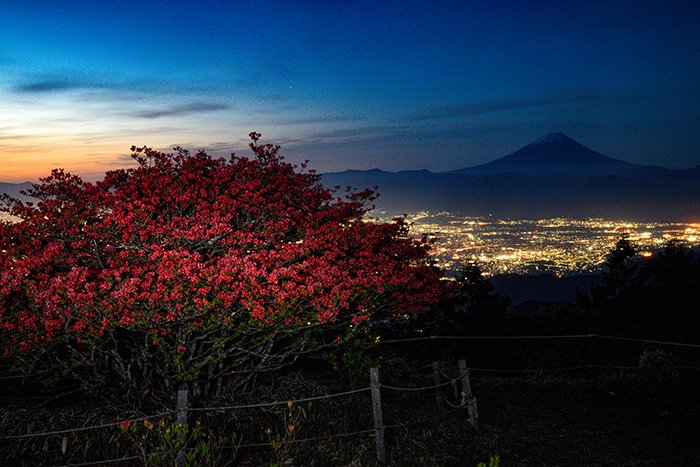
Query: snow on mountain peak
[{"left": 530, "top": 132, "right": 572, "bottom": 145}]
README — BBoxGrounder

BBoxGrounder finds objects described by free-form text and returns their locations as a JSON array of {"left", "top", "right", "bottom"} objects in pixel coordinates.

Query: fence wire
[
  {"left": 381, "top": 378, "right": 459, "bottom": 392},
  {"left": 0, "top": 410, "right": 178, "bottom": 440},
  {"left": 594, "top": 334, "right": 700, "bottom": 348},
  {"left": 189, "top": 386, "right": 370, "bottom": 413},
  {"left": 467, "top": 363, "right": 700, "bottom": 374},
  {"left": 3, "top": 332, "right": 700, "bottom": 465},
  {"left": 2, "top": 361, "right": 697, "bottom": 442},
  {"left": 375, "top": 333, "right": 700, "bottom": 348}
]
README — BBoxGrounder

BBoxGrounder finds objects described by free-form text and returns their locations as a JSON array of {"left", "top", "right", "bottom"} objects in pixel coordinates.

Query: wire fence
[
  {"left": 375, "top": 333, "right": 700, "bottom": 348},
  {"left": 0, "top": 410, "right": 178, "bottom": 441},
  {"left": 187, "top": 387, "right": 371, "bottom": 413},
  {"left": 2, "top": 332, "right": 700, "bottom": 465},
  {"left": 0, "top": 367, "right": 469, "bottom": 464}
]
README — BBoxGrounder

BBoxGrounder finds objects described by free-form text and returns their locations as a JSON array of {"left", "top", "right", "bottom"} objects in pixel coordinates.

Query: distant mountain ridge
[
  {"left": 0, "top": 182, "right": 33, "bottom": 204},
  {"left": 451, "top": 132, "right": 639, "bottom": 177},
  {"left": 322, "top": 133, "right": 700, "bottom": 221},
  {"left": 2, "top": 135, "right": 700, "bottom": 221}
]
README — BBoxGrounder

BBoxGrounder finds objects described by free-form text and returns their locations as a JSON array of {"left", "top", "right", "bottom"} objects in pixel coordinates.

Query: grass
[{"left": 1, "top": 362, "right": 699, "bottom": 465}]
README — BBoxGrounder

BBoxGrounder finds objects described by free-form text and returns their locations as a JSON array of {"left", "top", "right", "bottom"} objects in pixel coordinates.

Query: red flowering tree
[{"left": 0, "top": 133, "right": 450, "bottom": 399}]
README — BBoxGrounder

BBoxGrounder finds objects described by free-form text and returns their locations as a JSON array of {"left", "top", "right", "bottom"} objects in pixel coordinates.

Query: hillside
[{"left": 491, "top": 272, "right": 602, "bottom": 306}]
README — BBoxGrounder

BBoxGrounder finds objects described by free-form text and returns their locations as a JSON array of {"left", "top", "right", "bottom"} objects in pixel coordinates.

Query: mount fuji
[
  {"left": 451, "top": 132, "right": 639, "bottom": 177},
  {"left": 322, "top": 133, "right": 700, "bottom": 221}
]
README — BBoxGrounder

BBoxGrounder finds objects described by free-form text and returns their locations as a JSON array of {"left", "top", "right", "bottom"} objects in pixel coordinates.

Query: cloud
[
  {"left": 264, "top": 115, "right": 362, "bottom": 126},
  {"left": 0, "top": 134, "right": 29, "bottom": 141},
  {"left": 408, "top": 92, "right": 645, "bottom": 122},
  {"left": 13, "top": 75, "right": 203, "bottom": 99},
  {"left": 14, "top": 78, "right": 108, "bottom": 94},
  {"left": 0, "top": 143, "right": 43, "bottom": 153},
  {"left": 113, "top": 154, "right": 139, "bottom": 163},
  {"left": 136, "top": 102, "right": 229, "bottom": 119},
  {"left": 269, "top": 124, "right": 418, "bottom": 151},
  {"left": 279, "top": 126, "right": 398, "bottom": 145}
]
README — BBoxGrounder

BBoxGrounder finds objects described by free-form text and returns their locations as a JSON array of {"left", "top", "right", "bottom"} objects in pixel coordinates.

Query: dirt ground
[{"left": 472, "top": 375, "right": 700, "bottom": 466}]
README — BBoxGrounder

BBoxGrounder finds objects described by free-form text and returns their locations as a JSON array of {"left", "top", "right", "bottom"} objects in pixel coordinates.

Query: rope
[
  {"left": 4, "top": 331, "right": 699, "bottom": 451},
  {"left": 377, "top": 334, "right": 591, "bottom": 344},
  {"left": 443, "top": 396, "right": 463, "bottom": 409},
  {"left": 189, "top": 387, "right": 370, "bottom": 413},
  {"left": 0, "top": 410, "right": 177, "bottom": 440},
  {"left": 595, "top": 334, "right": 700, "bottom": 348},
  {"left": 381, "top": 378, "right": 458, "bottom": 392},
  {"left": 468, "top": 365, "right": 593, "bottom": 374},
  {"left": 467, "top": 364, "right": 700, "bottom": 374},
  {"left": 376, "top": 333, "right": 700, "bottom": 348}
]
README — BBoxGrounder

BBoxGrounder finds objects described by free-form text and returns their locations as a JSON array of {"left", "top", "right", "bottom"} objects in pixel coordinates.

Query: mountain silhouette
[
  {"left": 321, "top": 132, "right": 700, "bottom": 221},
  {"left": 3, "top": 135, "right": 700, "bottom": 222},
  {"left": 0, "top": 182, "right": 33, "bottom": 203},
  {"left": 451, "top": 132, "right": 639, "bottom": 177}
]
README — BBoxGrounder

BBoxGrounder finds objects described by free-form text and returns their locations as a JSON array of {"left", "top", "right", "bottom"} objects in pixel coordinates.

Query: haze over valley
[{"left": 323, "top": 133, "right": 700, "bottom": 222}]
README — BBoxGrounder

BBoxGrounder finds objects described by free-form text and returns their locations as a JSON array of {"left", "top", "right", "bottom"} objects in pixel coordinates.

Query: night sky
[{"left": 1, "top": 0, "right": 699, "bottom": 182}]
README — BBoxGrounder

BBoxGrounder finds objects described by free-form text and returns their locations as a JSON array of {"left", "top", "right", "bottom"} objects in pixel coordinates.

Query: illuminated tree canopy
[{"left": 0, "top": 133, "right": 450, "bottom": 398}]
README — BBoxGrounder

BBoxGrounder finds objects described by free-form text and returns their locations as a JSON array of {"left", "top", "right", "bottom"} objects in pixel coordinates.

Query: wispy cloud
[
  {"left": 264, "top": 115, "right": 362, "bottom": 126},
  {"left": 408, "top": 92, "right": 645, "bottom": 122},
  {"left": 277, "top": 125, "right": 404, "bottom": 146},
  {"left": 14, "top": 78, "right": 109, "bottom": 94},
  {"left": 0, "top": 143, "right": 43, "bottom": 153},
  {"left": 136, "top": 103, "right": 229, "bottom": 119},
  {"left": 0, "top": 134, "right": 30, "bottom": 141},
  {"left": 113, "top": 154, "right": 139, "bottom": 163},
  {"left": 13, "top": 74, "right": 215, "bottom": 99}
]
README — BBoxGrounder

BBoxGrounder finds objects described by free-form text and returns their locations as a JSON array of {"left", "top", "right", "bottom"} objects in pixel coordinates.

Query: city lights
[
  {"left": 372, "top": 212, "right": 700, "bottom": 277},
  {"left": 4, "top": 210, "right": 699, "bottom": 278}
]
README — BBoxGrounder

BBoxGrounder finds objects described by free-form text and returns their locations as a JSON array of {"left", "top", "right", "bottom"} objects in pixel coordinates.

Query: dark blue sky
[{"left": 1, "top": 0, "right": 699, "bottom": 181}]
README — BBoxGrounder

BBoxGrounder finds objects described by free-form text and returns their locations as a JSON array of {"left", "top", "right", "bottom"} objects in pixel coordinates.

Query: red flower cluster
[{"left": 0, "top": 134, "right": 451, "bottom": 356}]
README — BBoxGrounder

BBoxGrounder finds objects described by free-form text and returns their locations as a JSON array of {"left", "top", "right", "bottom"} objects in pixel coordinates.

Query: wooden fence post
[
  {"left": 458, "top": 359, "right": 478, "bottom": 429},
  {"left": 432, "top": 362, "right": 443, "bottom": 411},
  {"left": 177, "top": 388, "right": 189, "bottom": 467},
  {"left": 370, "top": 367, "right": 387, "bottom": 464}
]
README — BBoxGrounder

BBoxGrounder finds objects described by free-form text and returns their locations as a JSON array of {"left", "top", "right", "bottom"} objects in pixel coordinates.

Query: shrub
[{"left": 0, "top": 132, "right": 451, "bottom": 400}]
